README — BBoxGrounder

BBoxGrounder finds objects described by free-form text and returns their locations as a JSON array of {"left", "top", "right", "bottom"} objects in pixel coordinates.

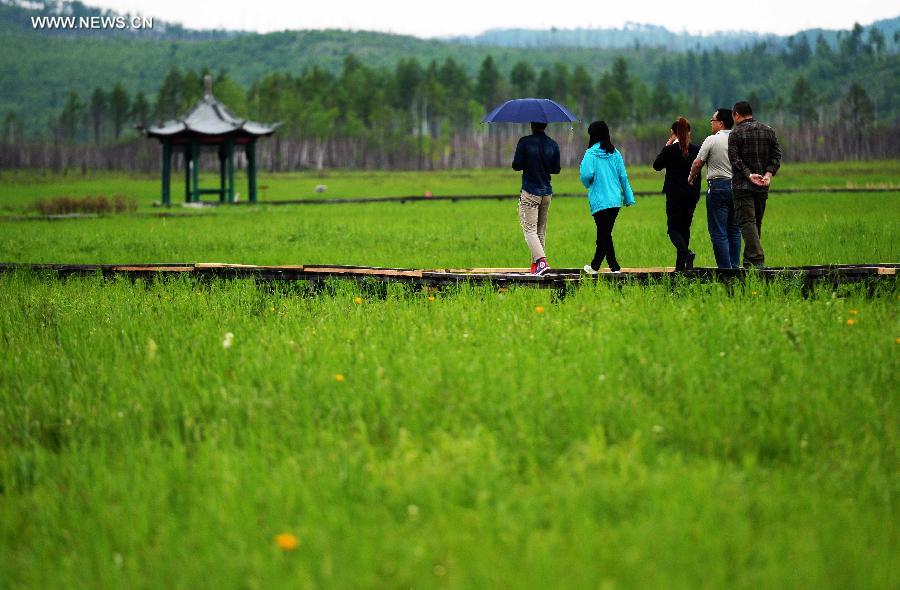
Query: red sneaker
[
  {"left": 530, "top": 262, "right": 537, "bottom": 273},
  {"left": 533, "top": 258, "right": 550, "bottom": 276}
]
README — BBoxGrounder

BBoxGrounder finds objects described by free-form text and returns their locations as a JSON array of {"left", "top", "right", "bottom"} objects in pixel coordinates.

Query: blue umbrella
[{"left": 483, "top": 98, "right": 577, "bottom": 123}]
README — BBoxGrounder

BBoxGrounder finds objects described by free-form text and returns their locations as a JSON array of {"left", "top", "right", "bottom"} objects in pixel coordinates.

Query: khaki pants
[{"left": 518, "top": 190, "right": 552, "bottom": 263}]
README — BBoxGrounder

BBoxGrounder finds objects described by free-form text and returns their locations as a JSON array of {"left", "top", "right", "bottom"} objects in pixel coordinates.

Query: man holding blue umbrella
[
  {"left": 487, "top": 98, "right": 573, "bottom": 275},
  {"left": 512, "top": 121, "right": 561, "bottom": 275}
]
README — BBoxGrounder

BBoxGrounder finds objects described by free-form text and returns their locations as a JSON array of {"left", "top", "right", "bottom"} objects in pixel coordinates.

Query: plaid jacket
[{"left": 728, "top": 119, "right": 783, "bottom": 192}]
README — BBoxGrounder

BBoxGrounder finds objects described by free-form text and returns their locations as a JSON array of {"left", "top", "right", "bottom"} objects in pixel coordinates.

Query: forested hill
[
  {"left": 449, "top": 19, "right": 900, "bottom": 53},
  {"left": 1, "top": 0, "right": 899, "bottom": 141}
]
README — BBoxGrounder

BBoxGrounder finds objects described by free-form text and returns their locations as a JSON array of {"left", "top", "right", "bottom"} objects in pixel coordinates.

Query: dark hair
[
  {"left": 671, "top": 117, "right": 691, "bottom": 158},
  {"left": 530, "top": 122, "right": 548, "bottom": 133},
  {"left": 732, "top": 101, "right": 753, "bottom": 117},
  {"left": 714, "top": 108, "right": 734, "bottom": 130},
  {"left": 587, "top": 120, "right": 615, "bottom": 153}
]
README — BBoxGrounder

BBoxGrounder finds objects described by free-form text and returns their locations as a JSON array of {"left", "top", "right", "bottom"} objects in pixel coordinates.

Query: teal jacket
[{"left": 579, "top": 145, "right": 636, "bottom": 214}]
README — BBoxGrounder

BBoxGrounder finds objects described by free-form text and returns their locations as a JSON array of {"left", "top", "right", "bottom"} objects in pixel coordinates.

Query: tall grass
[
  {"left": 0, "top": 273, "right": 896, "bottom": 588},
  {"left": 1, "top": 193, "right": 897, "bottom": 268},
  {"left": 1, "top": 160, "right": 898, "bottom": 210},
  {"left": 33, "top": 194, "right": 138, "bottom": 215}
]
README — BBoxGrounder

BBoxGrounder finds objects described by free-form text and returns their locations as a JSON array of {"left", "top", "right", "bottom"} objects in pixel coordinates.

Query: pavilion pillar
[
  {"left": 247, "top": 140, "right": 257, "bottom": 203},
  {"left": 161, "top": 140, "right": 171, "bottom": 206},
  {"left": 184, "top": 144, "right": 191, "bottom": 203},
  {"left": 226, "top": 138, "right": 235, "bottom": 203},
  {"left": 218, "top": 144, "right": 227, "bottom": 203},
  {"left": 190, "top": 139, "right": 200, "bottom": 203}
]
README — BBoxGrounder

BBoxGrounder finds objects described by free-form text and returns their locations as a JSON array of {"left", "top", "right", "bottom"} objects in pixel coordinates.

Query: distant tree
[
  {"left": 840, "top": 83, "right": 875, "bottom": 156},
  {"left": 814, "top": 34, "right": 833, "bottom": 59},
  {"left": 534, "top": 67, "right": 554, "bottom": 98},
  {"left": 747, "top": 91, "right": 762, "bottom": 114},
  {"left": 510, "top": 61, "right": 536, "bottom": 97},
  {"left": 596, "top": 73, "right": 627, "bottom": 124},
  {"left": 840, "top": 83, "right": 874, "bottom": 125},
  {"left": 89, "top": 87, "right": 107, "bottom": 143},
  {"left": 651, "top": 80, "right": 675, "bottom": 120},
  {"left": 108, "top": 83, "right": 130, "bottom": 139},
  {"left": 475, "top": 56, "right": 504, "bottom": 110},
  {"left": 839, "top": 23, "right": 866, "bottom": 59},
  {"left": 569, "top": 65, "right": 593, "bottom": 119},
  {"left": 611, "top": 56, "right": 633, "bottom": 107},
  {"left": 59, "top": 90, "right": 85, "bottom": 142},
  {"left": 213, "top": 71, "right": 248, "bottom": 116},
  {"left": 789, "top": 76, "right": 818, "bottom": 125},
  {"left": 154, "top": 66, "right": 183, "bottom": 121},
  {"left": 785, "top": 35, "right": 812, "bottom": 66},
  {"left": 131, "top": 91, "right": 150, "bottom": 128},
  {"left": 393, "top": 58, "right": 423, "bottom": 111},
  {"left": 181, "top": 69, "right": 204, "bottom": 110},
  {"left": 438, "top": 58, "right": 472, "bottom": 127},
  {"left": 2, "top": 112, "right": 23, "bottom": 143},
  {"left": 866, "top": 27, "right": 886, "bottom": 59},
  {"left": 438, "top": 57, "right": 469, "bottom": 94},
  {"left": 551, "top": 63, "right": 570, "bottom": 103}
]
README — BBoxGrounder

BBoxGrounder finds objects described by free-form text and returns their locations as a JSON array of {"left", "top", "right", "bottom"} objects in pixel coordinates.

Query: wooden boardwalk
[
  {"left": 152, "top": 187, "right": 900, "bottom": 208},
  {"left": 1, "top": 262, "right": 896, "bottom": 289}
]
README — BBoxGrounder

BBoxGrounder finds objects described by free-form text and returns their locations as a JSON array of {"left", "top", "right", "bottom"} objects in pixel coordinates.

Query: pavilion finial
[{"left": 203, "top": 75, "right": 212, "bottom": 98}]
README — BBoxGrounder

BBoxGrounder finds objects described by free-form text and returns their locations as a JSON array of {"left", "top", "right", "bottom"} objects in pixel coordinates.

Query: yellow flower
[
  {"left": 275, "top": 533, "right": 299, "bottom": 551},
  {"left": 335, "top": 373, "right": 345, "bottom": 382},
  {"left": 354, "top": 297, "right": 363, "bottom": 305},
  {"left": 535, "top": 306, "right": 545, "bottom": 314},
  {"left": 846, "top": 319, "right": 857, "bottom": 326},
  {"left": 751, "top": 291, "right": 758, "bottom": 296},
  {"left": 849, "top": 309, "right": 859, "bottom": 315},
  {"left": 895, "top": 337, "right": 900, "bottom": 344},
  {"left": 427, "top": 296, "right": 435, "bottom": 302}
]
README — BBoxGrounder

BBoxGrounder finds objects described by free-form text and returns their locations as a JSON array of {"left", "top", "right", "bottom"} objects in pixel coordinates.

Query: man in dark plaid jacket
[{"left": 727, "top": 101, "right": 783, "bottom": 267}]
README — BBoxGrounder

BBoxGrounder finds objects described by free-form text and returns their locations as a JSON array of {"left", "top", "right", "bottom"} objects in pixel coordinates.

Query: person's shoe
[
  {"left": 583, "top": 264, "right": 598, "bottom": 275},
  {"left": 610, "top": 269, "right": 622, "bottom": 274},
  {"left": 530, "top": 262, "right": 537, "bottom": 274},
  {"left": 533, "top": 258, "right": 550, "bottom": 276},
  {"left": 686, "top": 250, "right": 696, "bottom": 270}
]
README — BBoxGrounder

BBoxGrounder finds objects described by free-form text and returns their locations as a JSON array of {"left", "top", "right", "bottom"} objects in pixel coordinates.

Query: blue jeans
[{"left": 706, "top": 179, "right": 742, "bottom": 269}]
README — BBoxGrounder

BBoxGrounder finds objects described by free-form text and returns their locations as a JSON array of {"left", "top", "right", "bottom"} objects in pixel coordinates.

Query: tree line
[{"left": 2, "top": 24, "right": 897, "bottom": 170}]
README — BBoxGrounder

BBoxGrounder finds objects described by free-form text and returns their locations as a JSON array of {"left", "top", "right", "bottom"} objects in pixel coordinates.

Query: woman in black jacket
[{"left": 653, "top": 117, "right": 702, "bottom": 271}]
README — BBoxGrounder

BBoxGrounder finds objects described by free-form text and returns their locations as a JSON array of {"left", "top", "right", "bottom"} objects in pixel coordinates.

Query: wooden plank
[
  {"left": 433, "top": 268, "right": 530, "bottom": 274},
  {"left": 111, "top": 266, "right": 194, "bottom": 272},
  {"left": 195, "top": 262, "right": 268, "bottom": 269},
  {"left": 0, "top": 263, "right": 895, "bottom": 287},
  {"left": 302, "top": 266, "right": 423, "bottom": 278}
]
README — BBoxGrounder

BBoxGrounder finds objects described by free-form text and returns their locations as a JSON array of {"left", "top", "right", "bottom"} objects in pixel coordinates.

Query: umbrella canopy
[{"left": 483, "top": 98, "right": 577, "bottom": 123}]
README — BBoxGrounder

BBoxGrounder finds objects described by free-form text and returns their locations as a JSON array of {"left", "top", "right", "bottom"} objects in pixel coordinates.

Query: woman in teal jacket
[{"left": 579, "top": 121, "right": 635, "bottom": 274}]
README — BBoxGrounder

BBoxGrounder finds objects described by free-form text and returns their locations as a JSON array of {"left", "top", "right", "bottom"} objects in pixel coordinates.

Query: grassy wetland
[{"left": 0, "top": 163, "right": 897, "bottom": 589}]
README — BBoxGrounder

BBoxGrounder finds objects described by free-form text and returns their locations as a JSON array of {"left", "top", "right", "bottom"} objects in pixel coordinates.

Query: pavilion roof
[{"left": 142, "top": 76, "right": 279, "bottom": 139}]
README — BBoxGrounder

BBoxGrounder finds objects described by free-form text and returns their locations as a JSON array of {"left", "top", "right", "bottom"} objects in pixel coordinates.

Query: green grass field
[
  {"left": 1, "top": 160, "right": 899, "bottom": 210},
  {"left": 0, "top": 163, "right": 897, "bottom": 589}
]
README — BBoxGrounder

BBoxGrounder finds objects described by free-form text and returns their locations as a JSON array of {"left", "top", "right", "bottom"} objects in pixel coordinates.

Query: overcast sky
[{"left": 88, "top": 0, "right": 898, "bottom": 38}]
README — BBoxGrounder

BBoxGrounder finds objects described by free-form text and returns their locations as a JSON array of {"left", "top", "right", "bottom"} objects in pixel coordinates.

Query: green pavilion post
[
  {"left": 161, "top": 140, "right": 171, "bottom": 206},
  {"left": 140, "top": 75, "right": 280, "bottom": 206},
  {"left": 183, "top": 145, "right": 191, "bottom": 204},
  {"left": 218, "top": 144, "right": 227, "bottom": 203},
  {"left": 190, "top": 140, "right": 200, "bottom": 203},
  {"left": 247, "top": 140, "right": 257, "bottom": 203},
  {"left": 226, "top": 138, "right": 235, "bottom": 203}
]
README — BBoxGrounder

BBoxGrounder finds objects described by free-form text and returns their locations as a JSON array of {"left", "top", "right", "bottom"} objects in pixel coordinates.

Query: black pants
[
  {"left": 591, "top": 207, "right": 620, "bottom": 272},
  {"left": 733, "top": 188, "right": 767, "bottom": 267},
  {"left": 666, "top": 196, "right": 699, "bottom": 270}
]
